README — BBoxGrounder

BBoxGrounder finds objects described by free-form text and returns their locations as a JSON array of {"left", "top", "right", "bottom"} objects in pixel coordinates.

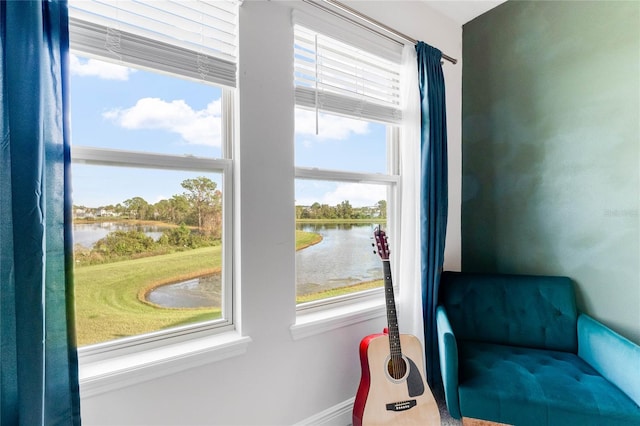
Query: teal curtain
[
  {"left": 417, "top": 41, "right": 448, "bottom": 388},
  {"left": 1, "top": 1, "right": 81, "bottom": 424}
]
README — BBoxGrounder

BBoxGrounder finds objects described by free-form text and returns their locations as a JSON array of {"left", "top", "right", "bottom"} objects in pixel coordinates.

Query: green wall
[{"left": 462, "top": 1, "right": 640, "bottom": 343}]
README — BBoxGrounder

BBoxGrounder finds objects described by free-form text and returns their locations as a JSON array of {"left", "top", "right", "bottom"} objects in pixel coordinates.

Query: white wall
[{"left": 79, "top": 2, "right": 462, "bottom": 424}]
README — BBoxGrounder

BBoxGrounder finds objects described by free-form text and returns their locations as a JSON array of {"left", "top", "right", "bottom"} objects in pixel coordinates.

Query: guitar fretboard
[{"left": 382, "top": 260, "right": 402, "bottom": 360}]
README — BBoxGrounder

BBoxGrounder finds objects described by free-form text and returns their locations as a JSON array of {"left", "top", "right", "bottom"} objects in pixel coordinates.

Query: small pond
[{"left": 146, "top": 273, "right": 221, "bottom": 308}]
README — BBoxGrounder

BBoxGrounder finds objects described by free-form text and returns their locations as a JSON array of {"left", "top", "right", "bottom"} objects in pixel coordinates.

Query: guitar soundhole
[{"left": 387, "top": 357, "right": 407, "bottom": 381}]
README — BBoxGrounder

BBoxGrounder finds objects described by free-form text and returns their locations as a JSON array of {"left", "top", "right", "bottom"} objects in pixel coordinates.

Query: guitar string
[
  {"left": 377, "top": 228, "right": 406, "bottom": 380},
  {"left": 386, "top": 261, "right": 403, "bottom": 379}
]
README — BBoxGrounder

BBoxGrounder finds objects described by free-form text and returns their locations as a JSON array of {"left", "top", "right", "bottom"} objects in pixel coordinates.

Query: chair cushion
[
  {"left": 440, "top": 272, "right": 578, "bottom": 352},
  {"left": 457, "top": 342, "right": 640, "bottom": 426}
]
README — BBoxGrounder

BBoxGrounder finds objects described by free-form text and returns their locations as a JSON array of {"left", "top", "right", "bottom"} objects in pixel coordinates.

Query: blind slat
[
  {"left": 295, "top": 63, "right": 400, "bottom": 99},
  {"left": 295, "top": 72, "right": 399, "bottom": 107},
  {"left": 69, "top": 0, "right": 238, "bottom": 88},
  {"left": 101, "top": 1, "right": 237, "bottom": 47},
  {"left": 296, "top": 47, "right": 401, "bottom": 84},
  {"left": 295, "top": 87, "right": 402, "bottom": 125},
  {"left": 69, "top": 17, "right": 237, "bottom": 87},
  {"left": 294, "top": 24, "right": 401, "bottom": 124}
]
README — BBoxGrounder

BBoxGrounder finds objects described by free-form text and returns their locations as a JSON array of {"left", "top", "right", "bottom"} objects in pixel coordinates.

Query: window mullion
[
  {"left": 295, "top": 166, "right": 399, "bottom": 185},
  {"left": 72, "top": 146, "right": 232, "bottom": 173}
]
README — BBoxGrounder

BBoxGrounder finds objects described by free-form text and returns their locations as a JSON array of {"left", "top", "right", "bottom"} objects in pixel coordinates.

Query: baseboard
[{"left": 294, "top": 397, "right": 354, "bottom": 426}]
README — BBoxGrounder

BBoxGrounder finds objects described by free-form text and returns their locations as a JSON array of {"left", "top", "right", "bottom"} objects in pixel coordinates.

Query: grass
[
  {"left": 295, "top": 229, "right": 323, "bottom": 250},
  {"left": 74, "top": 247, "right": 222, "bottom": 346},
  {"left": 296, "top": 279, "right": 383, "bottom": 304},
  {"left": 74, "top": 227, "right": 379, "bottom": 346}
]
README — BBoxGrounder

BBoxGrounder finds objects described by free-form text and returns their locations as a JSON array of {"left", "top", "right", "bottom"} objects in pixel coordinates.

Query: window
[
  {"left": 68, "top": 0, "right": 237, "bottom": 349},
  {"left": 293, "top": 19, "right": 402, "bottom": 308}
]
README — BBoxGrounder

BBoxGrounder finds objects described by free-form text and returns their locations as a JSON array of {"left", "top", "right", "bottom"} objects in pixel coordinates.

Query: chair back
[{"left": 439, "top": 272, "right": 578, "bottom": 352}]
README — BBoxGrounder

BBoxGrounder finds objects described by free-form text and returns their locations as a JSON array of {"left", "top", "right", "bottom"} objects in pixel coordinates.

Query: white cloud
[
  {"left": 69, "top": 54, "right": 135, "bottom": 80},
  {"left": 297, "top": 182, "right": 386, "bottom": 207},
  {"left": 295, "top": 108, "right": 369, "bottom": 140},
  {"left": 103, "top": 98, "right": 222, "bottom": 146}
]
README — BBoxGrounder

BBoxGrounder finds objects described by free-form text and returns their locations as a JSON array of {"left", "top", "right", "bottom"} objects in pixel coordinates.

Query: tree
[
  {"left": 168, "top": 195, "right": 190, "bottom": 224},
  {"left": 153, "top": 199, "right": 170, "bottom": 221},
  {"left": 309, "top": 202, "right": 321, "bottom": 219},
  {"left": 337, "top": 200, "right": 353, "bottom": 219},
  {"left": 181, "top": 177, "right": 221, "bottom": 235},
  {"left": 123, "top": 196, "right": 150, "bottom": 220},
  {"left": 320, "top": 204, "right": 335, "bottom": 219},
  {"left": 377, "top": 200, "right": 387, "bottom": 219}
]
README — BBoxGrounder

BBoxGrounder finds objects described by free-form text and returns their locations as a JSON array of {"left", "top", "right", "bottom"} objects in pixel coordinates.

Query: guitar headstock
[{"left": 373, "top": 226, "right": 390, "bottom": 261}]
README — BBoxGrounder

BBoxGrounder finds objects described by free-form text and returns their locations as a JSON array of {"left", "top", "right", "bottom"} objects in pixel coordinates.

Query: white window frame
[
  {"left": 71, "top": 131, "right": 235, "bottom": 342},
  {"left": 69, "top": 69, "right": 237, "bottom": 353},
  {"left": 292, "top": 15, "right": 404, "bottom": 319},
  {"left": 67, "top": 2, "right": 247, "bottom": 394}
]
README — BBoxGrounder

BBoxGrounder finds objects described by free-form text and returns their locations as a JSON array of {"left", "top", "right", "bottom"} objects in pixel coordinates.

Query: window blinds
[
  {"left": 68, "top": 0, "right": 239, "bottom": 88},
  {"left": 293, "top": 18, "right": 402, "bottom": 124}
]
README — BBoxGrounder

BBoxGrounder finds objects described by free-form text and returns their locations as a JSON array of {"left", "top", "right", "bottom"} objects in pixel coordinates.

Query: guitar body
[{"left": 353, "top": 331, "right": 440, "bottom": 426}]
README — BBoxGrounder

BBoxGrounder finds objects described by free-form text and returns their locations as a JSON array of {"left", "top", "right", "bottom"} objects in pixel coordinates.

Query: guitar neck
[{"left": 382, "top": 260, "right": 402, "bottom": 358}]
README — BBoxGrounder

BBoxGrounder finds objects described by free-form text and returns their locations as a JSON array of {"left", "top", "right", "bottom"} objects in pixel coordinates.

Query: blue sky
[{"left": 69, "top": 55, "right": 388, "bottom": 209}]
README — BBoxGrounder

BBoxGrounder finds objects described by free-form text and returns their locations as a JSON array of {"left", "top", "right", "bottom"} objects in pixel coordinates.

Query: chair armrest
[
  {"left": 437, "top": 306, "right": 461, "bottom": 419},
  {"left": 578, "top": 313, "right": 640, "bottom": 406}
]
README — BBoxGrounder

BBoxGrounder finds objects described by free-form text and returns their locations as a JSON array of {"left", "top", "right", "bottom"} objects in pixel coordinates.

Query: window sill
[
  {"left": 290, "top": 297, "right": 385, "bottom": 340},
  {"left": 79, "top": 331, "right": 251, "bottom": 398}
]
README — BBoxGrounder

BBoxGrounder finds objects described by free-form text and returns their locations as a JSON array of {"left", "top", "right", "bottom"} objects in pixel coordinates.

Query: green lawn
[
  {"left": 295, "top": 229, "right": 323, "bottom": 249},
  {"left": 74, "top": 228, "right": 380, "bottom": 346},
  {"left": 296, "top": 279, "right": 383, "bottom": 303},
  {"left": 74, "top": 247, "right": 222, "bottom": 346}
]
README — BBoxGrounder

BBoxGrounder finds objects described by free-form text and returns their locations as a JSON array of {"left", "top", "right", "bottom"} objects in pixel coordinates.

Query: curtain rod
[{"left": 314, "top": 0, "right": 458, "bottom": 65}]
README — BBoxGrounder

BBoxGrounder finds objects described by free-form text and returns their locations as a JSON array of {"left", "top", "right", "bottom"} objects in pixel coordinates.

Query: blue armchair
[{"left": 436, "top": 271, "right": 640, "bottom": 426}]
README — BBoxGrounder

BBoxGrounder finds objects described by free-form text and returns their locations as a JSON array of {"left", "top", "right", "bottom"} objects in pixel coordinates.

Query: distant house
[{"left": 74, "top": 208, "right": 95, "bottom": 219}]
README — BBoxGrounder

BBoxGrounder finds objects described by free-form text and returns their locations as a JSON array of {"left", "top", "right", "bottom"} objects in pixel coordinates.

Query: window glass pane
[
  {"left": 72, "top": 164, "right": 225, "bottom": 346},
  {"left": 295, "top": 180, "right": 387, "bottom": 303},
  {"left": 294, "top": 108, "right": 387, "bottom": 174},
  {"left": 69, "top": 54, "right": 223, "bottom": 158},
  {"left": 70, "top": 52, "right": 231, "bottom": 347}
]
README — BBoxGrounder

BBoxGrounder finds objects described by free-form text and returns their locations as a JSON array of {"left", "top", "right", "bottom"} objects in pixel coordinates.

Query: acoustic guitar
[{"left": 353, "top": 227, "right": 440, "bottom": 426}]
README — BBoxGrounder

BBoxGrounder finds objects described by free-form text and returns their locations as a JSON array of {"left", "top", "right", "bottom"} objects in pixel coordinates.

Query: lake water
[
  {"left": 73, "top": 222, "right": 168, "bottom": 248},
  {"left": 146, "top": 274, "right": 221, "bottom": 308},
  {"left": 73, "top": 222, "right": 383, "bottom": 308},
  {"left": 295, "top": 223, "right": 383, "bottom": 296}
]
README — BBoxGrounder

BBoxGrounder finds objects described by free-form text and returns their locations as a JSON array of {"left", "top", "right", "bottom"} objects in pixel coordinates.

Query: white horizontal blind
[
  {"left": 68, "top": 0, "right": 238, "bottom": 87},
  {"left": 294, "top": 24, "right": 402, "bottom": 124}
]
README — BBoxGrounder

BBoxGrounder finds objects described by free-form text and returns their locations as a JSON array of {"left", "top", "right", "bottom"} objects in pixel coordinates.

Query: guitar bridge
[{"left": 385, "top": 399, "right": 417, "bottom": 412}]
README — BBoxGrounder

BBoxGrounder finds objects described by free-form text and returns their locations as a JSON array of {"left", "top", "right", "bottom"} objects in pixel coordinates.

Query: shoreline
[{"left": 137, "top": 267, "right": 222, "bottom": 309}]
